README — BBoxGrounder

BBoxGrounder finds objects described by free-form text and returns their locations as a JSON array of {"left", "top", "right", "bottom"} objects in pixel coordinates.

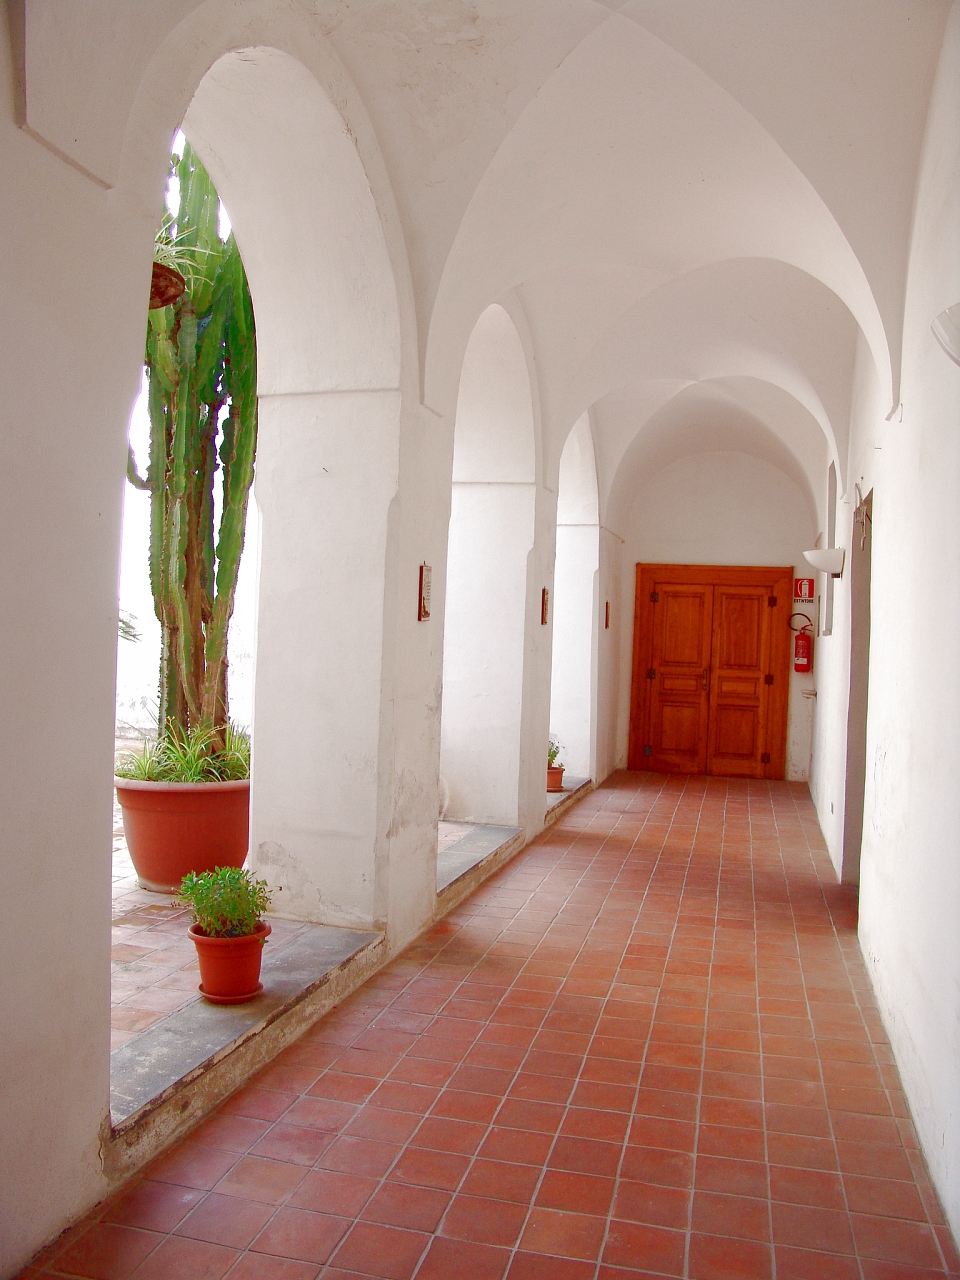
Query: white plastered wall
[
  {"left": 549, "top": 413, "right": 600, "bottom": 779},
  {"left": 817, "top": 2, "right": 960, "bottom": 1240},
  {"left": 0, "top": 47, "right": 128, "bottom": 1276},
  {"left": 615, "top": 451, "right": 817, "bottom": 780},
  {"left": 595, "top": 526, "right": 624, "bottom": 784},
  {"left": 808, "top": 332, "right": 886, "bottom": 873},
  {"left": 440, "top": 304, "right": 537, "bottom": 825}
]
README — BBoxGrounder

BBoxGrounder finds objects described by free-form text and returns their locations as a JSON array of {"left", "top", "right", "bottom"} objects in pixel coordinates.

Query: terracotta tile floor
[{"left": 27, "top": 772, "right": 960, "bottom": 1279}]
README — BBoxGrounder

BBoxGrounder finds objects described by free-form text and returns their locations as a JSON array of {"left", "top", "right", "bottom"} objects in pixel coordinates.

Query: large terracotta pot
[
  {"left": 115, "top": 777, "right": 250, "bottom": 893},
  {"left": 189, "top": 921, "right": 271, "bottom": 1004},
  {"left": 547, "top": 765, "right": 565, "bottom": 793}
]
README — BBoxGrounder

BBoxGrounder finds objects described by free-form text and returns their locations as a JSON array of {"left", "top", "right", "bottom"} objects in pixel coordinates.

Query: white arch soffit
[
  {"left": 183, "top": 50, "right": 400, "bottom": 396},
  {"left": 557, "top": 414, "right": 599, "bottom": 526},
  {"left": 114, "top": 2, "right": 410, "bottom": 397},
  {"left": 424, "top": 14, "right": 892, "bottom": 415},
  {"left": 453, "top": 304, "right": 536, "bottom": 485},
  {"left": 566, "top": 260, "right": 850, "bottom": 491},
  {"left": 603, "top": 380, "right": 822, "bottom": 537}
]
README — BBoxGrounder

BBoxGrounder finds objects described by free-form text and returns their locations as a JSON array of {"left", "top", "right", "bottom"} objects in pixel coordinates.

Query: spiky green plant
[
  {"left": 115, "top": 722, "right": 251, "bottom": 782},
  {"left": 118, "top": 609, "right": 141, "bottom": 643},
  {"left": 127, "top": 142, "right": 257, "bottom": 753}
]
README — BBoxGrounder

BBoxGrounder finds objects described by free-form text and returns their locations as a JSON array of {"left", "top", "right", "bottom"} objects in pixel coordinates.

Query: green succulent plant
[
  {"left": 127, "top": 141, "right": 257, "bottom": 754},
  {"left": 178, "top": 866, "right": 271, "bottom": 938},
  {"left": 548, "top": 736, "right": 564, "bottom": 768}
]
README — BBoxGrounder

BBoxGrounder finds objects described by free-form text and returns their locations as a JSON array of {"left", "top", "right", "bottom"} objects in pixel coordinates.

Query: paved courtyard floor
[{"left": 27, "top": 771, "right": 960, "bottom": 1279}]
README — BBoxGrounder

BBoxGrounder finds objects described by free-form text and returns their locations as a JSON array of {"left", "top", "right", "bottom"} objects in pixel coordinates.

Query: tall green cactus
[{"left": 128, "top": 143, "right": 257, "bottom": 751}]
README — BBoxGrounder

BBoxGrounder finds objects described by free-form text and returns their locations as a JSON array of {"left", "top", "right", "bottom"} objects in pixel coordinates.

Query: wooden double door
[{"left": 628, "top": 564, "right": 793, "bottom": 778}]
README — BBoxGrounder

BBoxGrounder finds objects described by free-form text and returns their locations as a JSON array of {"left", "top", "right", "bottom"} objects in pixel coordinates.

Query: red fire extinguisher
[{"left": 789, "top": 613, "right": 814, "bottom": 673}]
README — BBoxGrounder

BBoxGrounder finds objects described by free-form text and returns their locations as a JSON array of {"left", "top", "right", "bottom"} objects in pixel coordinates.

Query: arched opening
[
  {"left": 107, "top": 45, "right": 406, "bottom": 1124},
  {"left": 179, "top": 48, "right": 402, "bottom": 928},
  {"left": 440, "top": 304, "right": 536, "bottom": 825},
  {"left": 549, "top": 413, "right": 600, "bottom": 782}
]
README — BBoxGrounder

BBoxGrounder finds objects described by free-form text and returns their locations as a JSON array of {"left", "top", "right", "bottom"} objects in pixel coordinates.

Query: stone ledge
[
  {"left": 104, "top": 924, "right": 383, "bottom": 1185},
  {"left": 543, "top": 775, "right": 594, "bottom": 827},
  {"left": 435, "top": 826, "right": 526, "bottom": 919},
  {"left": 437, "top": 823, "right": 523, "bottom": 895}
]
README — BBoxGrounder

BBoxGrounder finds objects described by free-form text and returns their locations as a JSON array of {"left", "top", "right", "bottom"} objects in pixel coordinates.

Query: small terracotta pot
[
  {"left": 189, "top": 920, "right": 271, "bottom": 1004},
  {"left": 115, "top": 777, "right": 250, "bottom": 893},
  {"left": 547, "top": 765, "right": 565, "bottom": 792}
]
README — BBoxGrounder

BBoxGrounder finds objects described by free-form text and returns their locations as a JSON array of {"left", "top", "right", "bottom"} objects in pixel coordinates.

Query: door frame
[
  {"left": 628, "top": 563, "right": 794, "bottom": 778},
  {"left": 841, "top": 489, "right": 872, "bottom": 883}
]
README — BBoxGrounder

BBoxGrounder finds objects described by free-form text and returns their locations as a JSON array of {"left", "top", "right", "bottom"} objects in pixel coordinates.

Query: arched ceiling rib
[
  {"left": 426, "top": 13, "right": 892, "bottom": 415},
  {"left": 618, "top": 0, "right": 952, "bottom": 413},
  {"left": 602, "top": 382, "right": 824, "bottom": 536},
  {"left": 538, "top": 258, "right": 858, "bottom": 488}
]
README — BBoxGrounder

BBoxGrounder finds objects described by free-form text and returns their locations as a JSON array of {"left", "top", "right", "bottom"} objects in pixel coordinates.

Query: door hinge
[
  {"left": 650, "top": 591, "right": 659, "bottom": 602},
  {"left": 768, "top": 596, "right": 777, "bottom": 607},
  {"left": 644, "top": 745, "right": 653, "bottom": 756},
  {"left": 647, "top": 668, "right": 656, "bottom": 680},
  {"left": 764, "top": 673, "right": 774, "bottom": 685},
  {"left": 761, "top": 752, "right": 771, "bottom": 764}
]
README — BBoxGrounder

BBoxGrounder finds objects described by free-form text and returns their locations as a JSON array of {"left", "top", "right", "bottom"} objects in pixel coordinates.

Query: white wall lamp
[
  {"left": 803, "top": 547, "right": 845, "bottom": 578},
  {"left": 932, "top": 302, "right": 960, "bottom": 367}
]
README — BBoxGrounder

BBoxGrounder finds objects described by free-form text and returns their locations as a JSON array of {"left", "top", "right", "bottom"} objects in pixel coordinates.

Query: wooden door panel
[
  {"left": 719, "top": 677, "right": 759, "bottom": 696},
  {"left": 659, "top": 703, "right": 701, "bottom": 753},
  {"left": 662, "top": 675, "right": 700, "bottom": 693},
  {"left": 707, "top": 586, "right": 770, "bottom": 778},
  {"left": 713, "top": 591, "right": 764, "bottom": 668},
  {"left": 660, "top": 592, "right": 708, "bottom": 665},
  {"left": 714, "top": 705, "right": 759, "bottom": 759},
  {"left": 647, "top": 583, "right": 712, "bottom": 773},
  {"left": 629, "top": 565, "right": 792, "bottom": 779}
]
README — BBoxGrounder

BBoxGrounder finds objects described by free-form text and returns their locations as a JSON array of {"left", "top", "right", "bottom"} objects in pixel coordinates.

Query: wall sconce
[
  {"left": 803, "top": 547, "right": 845, "bottom": 578},
  {"left": 932, "top": 302, "right": 960, "bottom": 367}
]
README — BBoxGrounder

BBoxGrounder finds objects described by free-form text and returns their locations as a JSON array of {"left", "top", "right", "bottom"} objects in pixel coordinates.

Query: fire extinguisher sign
[{"left": 794, "top": 577, "right": 815, "bottom": 600}]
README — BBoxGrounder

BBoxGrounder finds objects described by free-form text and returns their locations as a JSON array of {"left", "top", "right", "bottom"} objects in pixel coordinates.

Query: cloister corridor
[{"left": 19, "top": 774, "right": 959, "bottom": 1280}]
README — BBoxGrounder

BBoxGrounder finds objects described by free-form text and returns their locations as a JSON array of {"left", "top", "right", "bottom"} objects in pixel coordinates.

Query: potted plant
[
  {"left": 115, "top": 140, "right": 258, "bottom": 892},
  {"left": 547, "top": 736, "right": 565, "bottom": 792},
  {"left": 116, "top": 724, "right": 251, "bottom": 893},
  {"left": 179, "top": 866, "right": 272, "bottom": 1004}
]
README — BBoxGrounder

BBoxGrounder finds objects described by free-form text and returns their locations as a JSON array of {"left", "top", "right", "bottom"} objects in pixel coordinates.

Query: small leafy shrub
[
  {"left": 548, "top": 736, "right": 564, "bottom": 768},
  {"left": 179, "top": 866, "right": 271, "bottom": 938},
  {"left": 116, "top": 722, "right": 250, "bottom": 782}
]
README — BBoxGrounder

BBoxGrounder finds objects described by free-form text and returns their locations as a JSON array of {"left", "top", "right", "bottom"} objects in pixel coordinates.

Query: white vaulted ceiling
[{"left": 20, "top": 0, "right": 952, "bottom": 511}]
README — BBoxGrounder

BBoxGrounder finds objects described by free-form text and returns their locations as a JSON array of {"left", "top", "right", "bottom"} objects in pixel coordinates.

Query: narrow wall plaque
[{"left": 418, "top": 564, "right": 431, "bottom": 621}]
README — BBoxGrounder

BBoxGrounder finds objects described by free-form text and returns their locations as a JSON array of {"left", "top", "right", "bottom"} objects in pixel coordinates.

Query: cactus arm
[
  {"left": 200, "top": 247, "right": 257, "bottom": 732},
  {"left": 126, "top": 444, "right": 151, "bottom": 491},
  {"left": 167, "top": 351, "right": 204, "bottom": 727},
  {"left": 197, "top": 406, "right": 218, "bottom": 624}
]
